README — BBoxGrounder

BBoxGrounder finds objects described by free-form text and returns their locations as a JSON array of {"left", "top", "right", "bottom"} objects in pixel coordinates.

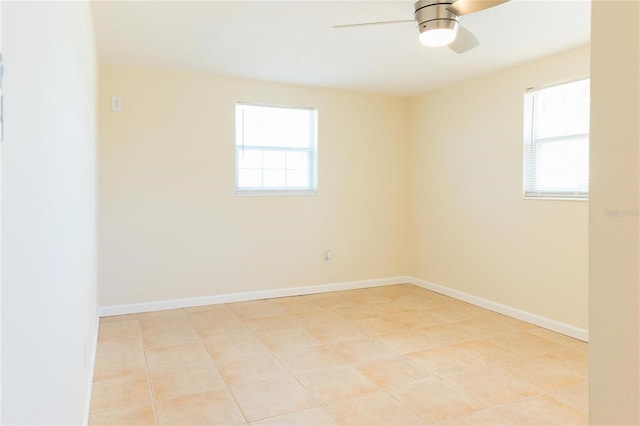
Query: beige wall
[
  {"left": 589, "top": 0, "right": 640, "bottom": 423},
  {"left": 409, "top": 46, "right": 590, "bottom": 330},
  {"left": 1, "top": 2, "right": 97, "bottom": 424},
  {"left": 99, "top": 48, "right": 592, "bottom": 334},
  {"left": 98, "top": 65, "right": 410, "bottom": 306}
]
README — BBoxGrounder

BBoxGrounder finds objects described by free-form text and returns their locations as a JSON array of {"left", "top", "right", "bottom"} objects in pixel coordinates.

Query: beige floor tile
[
  {"left": 186, "top": 306, "right": 240, "bottom": 325},
  {"left": 251, "top": 407, "right": 338, "bottom": 426},
  {"left": 367, "top": 283, "right": 421, "bottom": 298},
  {"left": 138, "top": 309, "right": 191, "bottom": 332},
  {"left": 93, "top": 350, "right": 147, "bottom": 381},
  {"left": 329, "top": 339, "right": 397, "bottom": 363},
  {"left": 536, "top": 348, "right": 588, "bottom": 377},
  {"left": 492, "top": 331, "right": 566, "bottom": 357},
  {"left": 421, "top": 322, "right": 491, "bottom": 346},
  {"left": 547, "top": 382, "right": 589, "bottom": 415},
  {"left": 354, "top": 356, "right": 432, "bottom": 389},
  {"left": 449, "top": 338, "right": 522, "bottom": 366},
  {"left": 96, "top": 334, "right": 144, "bottom": 356},
  {"left": 242, "top": 314, "right": 301, "bottom": 333},
  {"left": 149, "top": 363, "right": 226, "bottom": 402},
  {"left": 497, "top": 357, "right": 586, "bottom": 392},
  {"left": 526, "top": 328, "right": 587, "bottom": 348},
  {"left": 155, "top": 388, "right": 247, "bottom": 425},
  {"left": 326, "top": 304, "right": 380, "bottom": 321},
  {"left": 145, "top": 342, "right": 212, "bottom": 372},
  {"left": 216, "top": 352, "right": 291, "bottom": 386},
  {"left": 98, "top": 320, "right": 141, "bottom": 340},
  {"left": 191, "top": 318, "right": 252, "bottom": 340},
  {"left": 292, "top": 310, "right": 344, "bottom": 330},
  {"left": 392, "top": 296, "right": 446, "bottom": 312},
  {"left": 368, "top": 301, "right": 416, "bottom": 316},
  {"left": 352, "top": 316, "right": 408, "bottom": 335},
  {"left": 230, "top": 377, "right": 318, "bottom": 422},
  {"left": 267, "top": 298, "right": 322, "bottom": 315},
  {"left": 393, "top": 310, "right": 448, "bottom": 328},
  {"left": 444, "top": 366, "right": 541, "bottom": 406},
  {"left": 141, "top": 326, "right": 200, "bottom": 349},
  {"left": 454, "top": 316, "right": 522, "bottom": 337},
  {"left": 276, "top": 345, "right": 347, "bottom": 373},
  {"left": 436, "top": 409, "right": 516, "bottom": 425},
  {"left": 424, "top": 307, "right": 477, "bottom": 323},
  {"left": 257, "top": 329, "right": 321, "bottom": 352},
  {"left": 564, "top": 339, "right": 589, "bottom": 352},
  {"left": 375, "top": 329, "right": 438, "bottom": 353},
  {"left": 227, "top": 300, "right": 281, "bottom": 319},
  {"left": 480, "top": 312, "right": 539, "bottom": 332},
  {"left": 305, "top": 324, "right": 368, "bottom": 344},
  {"left": 303, "top": 293, "right": 355, "bottom": 310},
  {"left": 494, "top": 315, "right": 539, "bottom": 332},
  {"left": 340, "top": 288, "right": 395, "bottom": 305},
  {"left": 90, "top": 374, "right": 152, "bottom": 414},
  {"left": 325, "top": 390, "right": 424, "bottom": 425},
  {"left": 89, "top": 405, "right": 156, "bottom": 426},
  {"left": 295, "top": 365, "right": 378, "bottom": 404},
  {"left": 389, "top": 379, "right": 486, "bottom": 424},
  {"left": 407, "top": 346, "right": 484, "bottom": 377},
  {"left": 203, "top": 334, "right": 270, "bottom": 361},
  {"left": 451, "top": 303, "right": 495, "bottom": 319},
  {"left": 90, "top": 285, "right": 589, "bottom": 426},
  {"left": 496, "top": 395, "right": 588, "bottom": 425}
]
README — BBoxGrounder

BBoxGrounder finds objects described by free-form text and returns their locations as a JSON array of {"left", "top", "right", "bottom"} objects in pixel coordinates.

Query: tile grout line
[
  {"left": 88, "top": 319, "right": 154, "bottom": 419},
  {"left": 185, "top": 304, "right": 252, "bottom": 425},
  {"left": 262, "top": 295, "right": 378, "bottom": 426},
  {"left": 136, "top": 318, "right": 161, "bottom": 426},
  {"left": 239, "top": 297, "right": 327, "bottom": 423}
]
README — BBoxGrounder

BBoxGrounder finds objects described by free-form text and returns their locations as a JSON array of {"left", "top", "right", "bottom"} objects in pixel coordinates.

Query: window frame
[
  {"left": 523, "top": 77, "right": 590, "bottom": 201},
  {"left": 235, "top": 102, "right": 318, "bottom": 196}
]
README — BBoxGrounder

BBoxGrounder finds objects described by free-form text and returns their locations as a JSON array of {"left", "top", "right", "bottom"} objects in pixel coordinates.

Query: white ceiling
[{"left": 92, "top": 0, "right": 591, "bottom": 96}]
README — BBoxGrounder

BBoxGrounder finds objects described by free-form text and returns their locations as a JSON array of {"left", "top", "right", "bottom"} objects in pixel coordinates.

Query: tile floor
[{"left": 89, "top": 284, "right": 588, "bottom": 425}]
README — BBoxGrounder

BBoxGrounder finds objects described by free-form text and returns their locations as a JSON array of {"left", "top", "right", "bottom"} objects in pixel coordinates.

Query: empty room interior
[{"left": 2, "top": 0, "right": 639, "bottom": 425}]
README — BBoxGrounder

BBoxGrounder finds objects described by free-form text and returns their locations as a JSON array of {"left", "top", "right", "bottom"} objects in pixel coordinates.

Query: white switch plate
[{"left": 111, "top": 96, "right": 123, "bottom": 112}]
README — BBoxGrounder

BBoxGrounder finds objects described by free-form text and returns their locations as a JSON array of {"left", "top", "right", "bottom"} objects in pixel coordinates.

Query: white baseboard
[
  {"left": 83, "top": 315, "right": 100, "bottom": 425},
  {"left": 98, "top": 275, "right": 588, "bottom": 342},
  {"left": 98, "top": 276, "right": 412, "bottom": 317},
  {"left": 408, "top": 277, "right": 588, "bottom": 342}
]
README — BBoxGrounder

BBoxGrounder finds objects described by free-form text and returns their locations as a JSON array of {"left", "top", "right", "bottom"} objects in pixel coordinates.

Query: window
[
  {"left": 235, "top": 103, "right": 317, "bottom": 195},
  {"left": 523, "top": 78, "right": 590, "bottom": 199}
]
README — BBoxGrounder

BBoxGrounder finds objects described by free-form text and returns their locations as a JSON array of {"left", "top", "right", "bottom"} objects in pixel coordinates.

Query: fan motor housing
[{"left": 414, "top": 1, "right": 460, "bottom": 33}]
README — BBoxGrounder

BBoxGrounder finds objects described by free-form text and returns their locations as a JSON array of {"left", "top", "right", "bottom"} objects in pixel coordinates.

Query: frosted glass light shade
[{"left": 419, "top": 28, "right": 457, "bottom": 46}]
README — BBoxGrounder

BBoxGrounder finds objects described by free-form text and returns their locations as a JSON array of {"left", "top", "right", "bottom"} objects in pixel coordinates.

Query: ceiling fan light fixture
[
  {"left": 418, "top": 24, "right": 459, "bottom": 46},
  {"left": 414, "top": 1, "right": 461, "bottom": 47}
]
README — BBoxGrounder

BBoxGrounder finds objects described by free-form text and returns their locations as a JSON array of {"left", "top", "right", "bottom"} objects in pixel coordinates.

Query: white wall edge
[
  {"left": 98, "top": 276, "right": 413, "bottom": 317},
  {"left": 407, "top": 277, "right": 589, "bottom": 342},
  {"left": 83, "top": 316, "right": 100, "bottom": 425}
]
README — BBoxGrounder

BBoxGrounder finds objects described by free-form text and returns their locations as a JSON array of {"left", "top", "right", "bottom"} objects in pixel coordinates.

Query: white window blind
[
  {"left": 523, "top": 78, "right": 590, "bottom": 199},
  {"left": 235, "top": 103, "right": 317, "bottom": 194}
]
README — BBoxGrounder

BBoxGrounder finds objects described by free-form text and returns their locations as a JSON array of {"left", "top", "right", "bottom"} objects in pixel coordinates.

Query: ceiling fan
[{"left": 334, "top": 0, "right": 510, "bottom": 54}]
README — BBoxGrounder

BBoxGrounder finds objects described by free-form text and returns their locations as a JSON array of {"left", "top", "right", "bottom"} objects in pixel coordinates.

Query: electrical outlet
[
  {"left": 323, "top": 250, "right": 332, "bottom": 265},
  {"left": 111, "top": 96, "right": 123, "bottom": 112}
]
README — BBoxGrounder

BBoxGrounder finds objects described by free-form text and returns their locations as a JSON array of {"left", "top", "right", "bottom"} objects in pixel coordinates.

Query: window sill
[
  {"left": 235, "top": 190, "right": 318, "bottom": 197},
  {"left": 523, "top": 195, "right": 589, "bottom": 201}
]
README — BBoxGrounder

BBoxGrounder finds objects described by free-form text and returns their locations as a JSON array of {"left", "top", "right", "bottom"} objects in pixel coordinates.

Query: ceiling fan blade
[
  {"left": 333, "top": 20, "right": 414, "bottom": 29},
  {"left": 448, "top": 0, "right": 510, "bottom": 16},
  {"left": 448, "top": 26, "right": 479, "bottom": 54}
]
